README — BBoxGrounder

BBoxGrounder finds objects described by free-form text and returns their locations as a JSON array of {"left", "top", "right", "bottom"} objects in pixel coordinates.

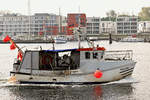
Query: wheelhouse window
[
  {"left": 93, "top": 52, "right": 98, "bottom": 59},
  {"left": 85, "top": 52, "right": 90, "bottom": 59},
  {"left": 39, "top": 50, "right": 80, "bottom": 70}
]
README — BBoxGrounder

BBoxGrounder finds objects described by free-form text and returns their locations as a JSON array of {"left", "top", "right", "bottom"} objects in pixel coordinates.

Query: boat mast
[
  {"left": 59, "top": 8, "right": 62, "bottom": 35},
  {"left": 77, "top": 6, "right": 81, "bottom": 48},
  {"left": 28, "top": 0, "right": 33, "bottom": 76},
  {"left": 78, "top": 14, "right": 81, "bottom": 48},
  {"left": 43, "top": 20, "right": 47, "bottom": 41},
  {"left": 28, "top": 0, "right": 31, "bottom": 40}
]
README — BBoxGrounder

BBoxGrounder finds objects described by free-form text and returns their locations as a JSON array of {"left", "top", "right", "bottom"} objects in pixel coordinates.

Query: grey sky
[{"left": 0, "top": 0, "right": 150, "bottom": 17}]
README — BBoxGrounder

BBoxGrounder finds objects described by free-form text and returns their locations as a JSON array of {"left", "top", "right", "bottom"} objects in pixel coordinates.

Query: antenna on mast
[{"left": 78, "top": 6, "right": 80, "bottom": 13}]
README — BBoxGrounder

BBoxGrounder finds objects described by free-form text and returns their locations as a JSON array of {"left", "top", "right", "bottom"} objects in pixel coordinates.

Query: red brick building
[
  {"left": 39, "top": 13, "right": 86, "bottom": 36},
  {"left": 67, "top": 13, "right": 86, "bottom": 35}
]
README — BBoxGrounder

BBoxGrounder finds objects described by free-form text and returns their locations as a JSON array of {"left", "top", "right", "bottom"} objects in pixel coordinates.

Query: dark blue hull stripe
[{"left": 19, "top": 81, "right": 108, "bottom": 85}]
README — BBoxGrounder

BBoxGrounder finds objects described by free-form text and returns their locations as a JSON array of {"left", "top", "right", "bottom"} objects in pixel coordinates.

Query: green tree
[
  {"left": 118, "top": 14, "right": 130, "bottom": 17},
  {"left": 106, "top": 10, "right": 117, "bottom": 18},
  {"left": 101, "top": 10, "right": 117, "bottom": 21},
  {"left": 101, "top": 17, "right": 116, "bottom": 21},
  {"left": 138, "top": 7, "right": 150, "bottom": 21}
]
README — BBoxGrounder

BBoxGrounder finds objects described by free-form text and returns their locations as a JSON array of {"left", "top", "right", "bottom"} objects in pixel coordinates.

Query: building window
[{"left": 85, "top": 52, "right": 90, "bottom": 59}]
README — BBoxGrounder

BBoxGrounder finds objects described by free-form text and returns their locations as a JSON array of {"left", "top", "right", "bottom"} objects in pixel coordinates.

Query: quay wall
[
  {"left": 86, "top": 33, "right": 150, "bottom": 42},
  {"left": 1, "top": 33, "right": 150, "bottom": 43}
]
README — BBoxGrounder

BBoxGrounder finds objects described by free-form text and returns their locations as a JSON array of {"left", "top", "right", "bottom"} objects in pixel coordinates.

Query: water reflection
[
  {"left": 93, "top": 85, "right": 102, "bottom": 100},
  {"left": 1, "top": 83, "right": 134, "bottom": 100},
  {"left": 101, "top": 83, "right": 134, "bottom": 100}
]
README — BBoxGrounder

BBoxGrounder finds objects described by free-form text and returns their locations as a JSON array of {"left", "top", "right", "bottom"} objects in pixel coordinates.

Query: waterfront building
[
  {"left": 100, "top": 21, "right": 116, "bottom": 34},
  {"left": 86, "top": 17, "right": 100, "bottom": 34},
  {"left": 33, "top": 13, "right": 58, "bottom": 36},
  {"left": 138, "top": 21, "right": 150, "bottom": 33},
  {"left": 116, "top": 16, "right": 138, "bottom": 34},
  {"left": 0, "top": 13, "right": 58, "bottom": 38}
]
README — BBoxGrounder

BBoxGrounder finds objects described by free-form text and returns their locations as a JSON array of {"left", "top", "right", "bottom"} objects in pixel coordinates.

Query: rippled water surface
[{"left": 0, "top": 41, "right": 150, "bottom": 100}]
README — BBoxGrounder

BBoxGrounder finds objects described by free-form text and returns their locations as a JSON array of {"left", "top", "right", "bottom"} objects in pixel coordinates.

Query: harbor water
[{"left": 0, "top": 41, "right": 150, "bottom": 100}]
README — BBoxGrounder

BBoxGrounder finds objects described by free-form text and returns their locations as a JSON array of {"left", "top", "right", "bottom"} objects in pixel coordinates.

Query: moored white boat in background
[
  {"left": 119, "top": 36, "right": 144, "bottom": 42},
  {"left": 54, "top": 35, "right": 67, "bottom": 44}
]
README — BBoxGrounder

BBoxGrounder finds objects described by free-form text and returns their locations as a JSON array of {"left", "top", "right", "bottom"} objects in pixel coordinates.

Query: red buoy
[{"left": 94, "top": 70, "right": 103, "bottom": 78}]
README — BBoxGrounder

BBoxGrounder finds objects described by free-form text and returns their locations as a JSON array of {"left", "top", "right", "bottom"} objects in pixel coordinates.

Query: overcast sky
[{"left": 0, "top": 0, "right": 150, "bottom": 17}]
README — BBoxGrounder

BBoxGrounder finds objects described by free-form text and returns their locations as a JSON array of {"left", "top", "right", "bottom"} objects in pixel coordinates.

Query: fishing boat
[{"left": 5, "top": 36, "right": 136, "bottom": 84}]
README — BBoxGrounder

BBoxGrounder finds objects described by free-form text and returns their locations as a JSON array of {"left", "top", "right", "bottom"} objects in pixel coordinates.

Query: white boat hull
[
  {"left": 10, "top": 62, "right": 135, "bottom": 84},
  {"left": 55, "top": 40, "right": 67, "bottom": 44}
]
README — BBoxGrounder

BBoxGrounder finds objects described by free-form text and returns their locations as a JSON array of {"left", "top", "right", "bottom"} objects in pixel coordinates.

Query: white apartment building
[
  {"left": 138, "top": 21, "right": 150, "bottom": 33},
  {"left": 100, "top": 21, "right": 116, "bottom": 34},
  {"left": 116, "top": 16, "right": 138, "bottom": 34},
  {"left": 56, "top": 15, "right": 67, "bottom": 35},
  {"left": 0, "top": 13, "right": 57, "bottom": 37},
  {"left": 86, "top": 17, "right": 100, "bottom": 34}
]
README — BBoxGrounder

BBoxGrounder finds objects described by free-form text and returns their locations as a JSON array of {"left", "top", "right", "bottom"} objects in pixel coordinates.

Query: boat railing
[{"left": 104, "top": 50, "right": 133, "bottom": 60}]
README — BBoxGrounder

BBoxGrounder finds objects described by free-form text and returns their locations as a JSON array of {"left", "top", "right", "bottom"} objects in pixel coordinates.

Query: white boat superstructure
[
  {"left": 120, "top": 36, "right": 144, "bottom": 42},
  {"left": 9, "top": 47, "right": 136, "bottom": 84},
  {"left": 54, "top": 35, "right": 67, "bottom": 44}
]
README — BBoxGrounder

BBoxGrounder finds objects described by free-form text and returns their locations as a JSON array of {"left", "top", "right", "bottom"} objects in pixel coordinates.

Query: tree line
[{"left": 101, "top": 7, "right": 150, "bottom": 21}]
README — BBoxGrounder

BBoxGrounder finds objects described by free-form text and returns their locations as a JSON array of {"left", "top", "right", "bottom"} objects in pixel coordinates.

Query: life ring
[{"left": 42, "top": 55, "right": 52, "bottom": 65}]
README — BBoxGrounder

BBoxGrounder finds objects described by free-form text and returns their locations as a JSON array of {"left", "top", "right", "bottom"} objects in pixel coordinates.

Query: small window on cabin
[
  {"left": 93, "top": 52, "right": 98, "bottom": 59},
  {"left": 85, "top": 52, "right": 90, "bottom": 59}
]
